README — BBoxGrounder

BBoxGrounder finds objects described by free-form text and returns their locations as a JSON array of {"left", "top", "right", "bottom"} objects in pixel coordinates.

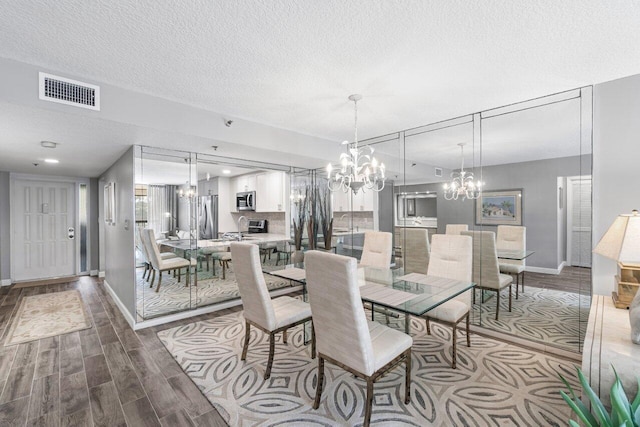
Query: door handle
[{"left": 68, "top": 227, "right": 75, "bottom": 239}]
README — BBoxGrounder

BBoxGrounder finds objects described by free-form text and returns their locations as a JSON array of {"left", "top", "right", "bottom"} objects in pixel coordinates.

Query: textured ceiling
[{"left": 1, "top": 0, "right": 639, "bottom": 145}]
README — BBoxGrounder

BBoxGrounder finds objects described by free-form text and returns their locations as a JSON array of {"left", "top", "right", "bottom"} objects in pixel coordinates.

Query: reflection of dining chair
[
  {"left": 461, "top": 231, "right": 513, "bottom": 320},
  {"left": 305, "top": 250, "right": 412, "bottom": 427},
  {"left": 496, "top": 226, "right": 526, "bottom": 298},
  {"left": 423, "top": 234, "right": 472, "bottom": 368},
  {"left": 142, "top": 228, "right": 196, "bottom": 293},
  {"left": 230, "top": 242, "right": 315, "bottom": 380},
  {"left": 138, "top": 227, "right": 179, "bottom": 282},
  {"left": 360, "top": 231, "right": 392, "bottom": 268},
  {"left": 403, "top": 228, "right": 430, "bottom": 275},
  {"left": 445, "top": 224, "right": 468, "bottom": 235}
]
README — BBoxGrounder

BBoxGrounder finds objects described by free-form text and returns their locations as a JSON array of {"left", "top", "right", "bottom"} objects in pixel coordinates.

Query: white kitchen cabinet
[
  {"left": 332, "top": 190, "right": 375, "bottom": 212},
  {"left": 234, "top": 174, "right": 256, "bottom": 193},
  {"left": 332, "top": 190, "right": 352, "bottom": 212},
  {"left": 256, "top": 171, "right": 285, "bottom": 212}
]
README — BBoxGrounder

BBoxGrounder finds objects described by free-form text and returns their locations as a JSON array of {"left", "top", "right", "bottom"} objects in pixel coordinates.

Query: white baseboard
[
  {"left": 133, "top": 285, "right": 302, "bottom": 330},
  {"left": 90, "top": 270, "right": 99, "bottom": 277},
  {"left": 98, "top": 271, "right": 105, "bottom": 278},
  {"left": 0, "top": 279, "right": 12, "bottom": 287},
  {"left": 525, "top": 262, "right": 566, "bottom": 275},
  {"left": 103, "top": 280, "right": 136, "bottom": 329}
]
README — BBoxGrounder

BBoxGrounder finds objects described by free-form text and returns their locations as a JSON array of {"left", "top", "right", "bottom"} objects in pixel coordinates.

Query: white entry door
[
  {"left": 12, "top": 179, "right": 76, "bottom": 281},
  {"left": 567, "top": 176, "right": 592, "bottom": 268}
]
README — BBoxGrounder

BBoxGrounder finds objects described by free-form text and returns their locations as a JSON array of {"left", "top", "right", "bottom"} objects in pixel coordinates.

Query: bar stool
[{"left": 212, "top": 252, "right": 232, "bottom": 279}]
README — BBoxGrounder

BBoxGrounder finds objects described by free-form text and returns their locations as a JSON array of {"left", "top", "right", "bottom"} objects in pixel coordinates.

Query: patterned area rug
[
  {"left": 136, "top": 264, "right": 294, "bottom": 319},
  {"left": 158, "top": 310, "right": 578, "bottom": 426},
  {"left": 4, "top": 290, "right": 92, "bottom": 345},
  {"left": 472, "top": 287, "right": 590, "bottom": 351}
]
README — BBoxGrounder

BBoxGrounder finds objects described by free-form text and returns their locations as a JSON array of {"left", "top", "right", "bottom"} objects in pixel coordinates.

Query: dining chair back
[
  {"left": 403, "top": 228, "right": 430, "bottom": 275},
  {"left": 445, "top": 224, "right": 469, "bottom": 235},
  {"left": 360, "top": 231, "right": 392, "bottom": 268}
]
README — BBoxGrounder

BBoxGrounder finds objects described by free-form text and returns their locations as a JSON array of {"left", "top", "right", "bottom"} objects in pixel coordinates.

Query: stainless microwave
[{"left": 236, "top": 191, "right": 256, "bottom": 211}]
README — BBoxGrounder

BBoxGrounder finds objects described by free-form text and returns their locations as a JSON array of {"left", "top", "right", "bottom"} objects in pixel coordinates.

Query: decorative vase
[{"left": 630, "top": 287, "right": 640, "bottom": 345}]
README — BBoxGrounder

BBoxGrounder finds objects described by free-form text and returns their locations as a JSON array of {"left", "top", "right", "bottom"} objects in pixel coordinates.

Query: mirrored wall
[{"left": 304, "top": 87, "right": 592, "bottom": 353}]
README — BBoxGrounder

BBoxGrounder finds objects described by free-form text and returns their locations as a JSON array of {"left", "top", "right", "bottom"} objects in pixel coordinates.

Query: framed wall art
[{"left": 475, "top": 189, "right": 523, "bottom": 226}]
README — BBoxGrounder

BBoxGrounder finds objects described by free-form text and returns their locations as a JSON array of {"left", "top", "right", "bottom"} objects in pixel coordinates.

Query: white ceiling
[{"left": 0, "top": 1, "right": 638, "bottom": 176}]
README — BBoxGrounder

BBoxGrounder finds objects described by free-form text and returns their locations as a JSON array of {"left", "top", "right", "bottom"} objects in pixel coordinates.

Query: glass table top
[{"left": 496, "top": 250, "right": 535, "bottom": 260}]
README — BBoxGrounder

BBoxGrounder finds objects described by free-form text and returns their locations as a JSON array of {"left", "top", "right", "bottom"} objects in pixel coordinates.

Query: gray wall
[
  {"left": 100, "top": 147, "right": 136, "bottom": 318},
  {"left": 0, "top": 171, "right": 10, "bottom": 281},
  {"left": 397, "top": 154, "right": 590, "bottom": 270},
  {"left": 593, "top": 74, "right": 640, "bottom": 295}
]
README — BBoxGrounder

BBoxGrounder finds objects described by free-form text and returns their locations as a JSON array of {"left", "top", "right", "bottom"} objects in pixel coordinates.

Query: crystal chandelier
[
  {"left": 443, "top": 143, "right": 482, "bottom": 201},
  {"left": 177, "top": 183, "right": 197, "bottom": 199},
  {"left": 327, "top": 94, "right": 385, "bottom": 194}
]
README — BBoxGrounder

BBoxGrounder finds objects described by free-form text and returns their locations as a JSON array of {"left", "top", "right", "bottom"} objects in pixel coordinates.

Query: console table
[{"left": 582, "top": 295, "right": 640, "bottom": 406}]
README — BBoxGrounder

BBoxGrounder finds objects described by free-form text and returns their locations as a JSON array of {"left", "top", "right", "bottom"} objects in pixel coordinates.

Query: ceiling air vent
[
  {"left": 39, "top": 72, "right": 100, "bottom": 111},
  {"left": 435, "top": 167, "right": 443, "bottom": 177}
]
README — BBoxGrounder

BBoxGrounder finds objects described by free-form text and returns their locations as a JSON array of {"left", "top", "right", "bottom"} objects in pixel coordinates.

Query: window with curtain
[{"left": 147, "top": 185, "right": 170, "bottom": 238}]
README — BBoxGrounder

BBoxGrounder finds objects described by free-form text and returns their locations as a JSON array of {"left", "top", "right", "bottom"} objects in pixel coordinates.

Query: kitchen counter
[{"left": 162, "top": 233, "right": 290, "bottom": 251}]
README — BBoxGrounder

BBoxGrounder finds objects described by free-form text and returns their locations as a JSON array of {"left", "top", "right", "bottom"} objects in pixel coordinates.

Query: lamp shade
[{"left": 593, "top": 210, "right": 640, "bottom": 268}]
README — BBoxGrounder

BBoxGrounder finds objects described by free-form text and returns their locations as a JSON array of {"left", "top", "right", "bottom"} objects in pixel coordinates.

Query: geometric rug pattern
[
  {"left": 4, "top": 289, "right": 92, "bottom": 345},
  {"left": 158, "top": 309, "right": 578, "bottom": 426},
  {"left": 472, "top": 287, "right": 590, "bottom": 352},
  {"left": 136, "top": 264, "right": 294, "bottom": 320}
]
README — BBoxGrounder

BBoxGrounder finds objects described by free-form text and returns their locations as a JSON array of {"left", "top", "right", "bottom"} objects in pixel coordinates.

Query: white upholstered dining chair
[
  {"left": 461, "top": 231, "right": 513, "bottom": 320},
  {"left": 423, "top": 234, "right": 472, "bottom": 368},
  {"left": 360, "top": 231, "right": 392, "bottom": 268},
  {"left": 141, "top": 228, "right": 193, "bottom": 292},
  {"left": 445, "top": 224, "right": 469, "bottom": 235},
  {"left": 138, "top": 227, "right": 178, "bottom": 281},
  {"left": 496, "top": 225, "right": 526, "bottom": 298},
  {"left": 305, "top": 250, "right": 412, "bottom": 427},
  {"left": 230, "top": 242, "right": 315, "bottom": 380},
  {"left": 403, "top": 228, "right": 430, "bottom": 275}
]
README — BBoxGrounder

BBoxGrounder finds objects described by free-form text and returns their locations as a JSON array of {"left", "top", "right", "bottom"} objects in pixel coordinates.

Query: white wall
[
  {"left": 217, "top": 177, "right": 235, "bottom": 234},
  {"left": 593, "top": 74, "right": 640, "bottom": 295}
]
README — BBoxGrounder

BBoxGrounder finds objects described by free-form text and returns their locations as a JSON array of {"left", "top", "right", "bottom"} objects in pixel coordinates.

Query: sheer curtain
[{"left": 147, "top": 185, "right": 170, "bottom": 238}]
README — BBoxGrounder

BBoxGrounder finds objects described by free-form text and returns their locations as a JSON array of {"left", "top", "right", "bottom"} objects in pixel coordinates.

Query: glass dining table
[{"left": 263, "top": 263, "right": 476, "bottom": 335}]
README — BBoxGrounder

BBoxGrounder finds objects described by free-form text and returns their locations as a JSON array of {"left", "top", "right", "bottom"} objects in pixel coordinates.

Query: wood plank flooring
[{"left": 0, "top": 277, "right": 232, "bottom": 426}]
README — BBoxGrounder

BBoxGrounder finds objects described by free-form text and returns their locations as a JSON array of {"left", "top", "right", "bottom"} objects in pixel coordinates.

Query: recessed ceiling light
[
  {"left": 41, "top": 141, "right": 58, "bottom": 149},
  {"left": 222, "top": 169, "right": 231, "bottom": 174},
  {"left": 44, "top": 158, "right": 59, "bottom": 164}
]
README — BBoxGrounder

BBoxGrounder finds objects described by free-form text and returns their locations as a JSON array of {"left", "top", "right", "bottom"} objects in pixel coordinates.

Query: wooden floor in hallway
[{"left": 0, "top": 277, "right": 232, "bottom": 426}]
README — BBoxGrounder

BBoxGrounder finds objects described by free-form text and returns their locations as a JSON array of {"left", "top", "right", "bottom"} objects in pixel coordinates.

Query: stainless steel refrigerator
[{"left": 198, "top": 195, "right": 218, "bottom": 239}]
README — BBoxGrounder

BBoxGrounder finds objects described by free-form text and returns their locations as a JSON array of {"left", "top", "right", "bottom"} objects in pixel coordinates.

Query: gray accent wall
[
  {"left": 0, "top": 171, "right": 10, "bottom": 281},
  {"left": 397, "top": 154, "right": 591, "bottom": 270},
  {"left": 100, "top": 147, "right": 136, "bottom": 318}
]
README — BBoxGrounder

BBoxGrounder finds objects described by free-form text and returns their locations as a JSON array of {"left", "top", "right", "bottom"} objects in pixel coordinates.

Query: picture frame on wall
[
  {"left": 104, "top": 182, "right": 116, "bottom": 225},
  {"left": 475, "top": 189, "right": 523, "bottom": 226}
]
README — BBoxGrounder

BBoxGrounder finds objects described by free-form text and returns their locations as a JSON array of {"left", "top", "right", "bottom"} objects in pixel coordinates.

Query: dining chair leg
[
  {"left": 451, "top": 322, "right": 457, "bottom": 369},
  {"left": 264, "top": 333, "right": 276, "bottom": 380},
  {"left": 466, "top": 313, "right": 471, "bottom": 347},
  {"left": 241, "top": 321, "right": 250, "bottom": 361},
  {"left": 472, "top": 288, "right": 476, "bottom": 305},
  {"left": 425, "top": 317, "right": 431, "bottom": 335},
  {"left": 178, "top": 268, "right": 181, "bottom": 283},
  {"left": 515, "top": 274, "right": 519, "bottom": 299},
  {"left": 364, "top": 378, "right": 374, "bottom": 427},
  {"left": 282, "top": 329, "right": 287, "bottom": 344},
  {"left": 156, "top": 271, "right": 162, "bottom": 293},
  {"left": 404, "top": 348, "right": 411, "bottom": 404},
  {"left": 521, "top": 271, "right": 525, "bottom": 293},
  {"left": 495, "top": 290, "right": 500, "bottom": 320},
  {"left": 150, "top": 269, "right": 155, "bottom": 288},
  {"left": 311, "top": 323, "right": 316, "bottom": 359},
  {"left": 508, "top": 284, "right": 512, "bottom": 312},
  {"left": 312, "top": 357, "right": 325, "bottom": 409}
]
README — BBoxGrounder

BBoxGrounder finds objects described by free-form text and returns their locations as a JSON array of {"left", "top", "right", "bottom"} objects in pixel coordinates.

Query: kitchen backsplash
[
  {"left": 231, "top": 212, "right": 287, "bottom": 235},
  {"left": 333, "top": 211, "right": 374, "bottom": 231}
]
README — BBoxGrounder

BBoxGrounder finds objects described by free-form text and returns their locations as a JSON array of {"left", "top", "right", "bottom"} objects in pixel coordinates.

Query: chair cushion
[
  {"left": 499, "top": 263, "right": 525, "bottom": 274},
  {"left": 159, "top": 256, "right": 192, "bottom": 270},
  {"left": 426, "top": 299, "right": 468, "bottom": 323},
  {"left": 213, "top": 252, "right": 232, "bottom": 261},
  {"left": 159, "top": 252, "right": 178, "bottom": 260},
  {"left": 272, "top": 296, "right": 312, "bottom": 330},
  {"left": 368, "top": 320, "right": 412, "bottom": 372},
  {"left": 498, "top": 273, "right": 513, "bottom": 288}
]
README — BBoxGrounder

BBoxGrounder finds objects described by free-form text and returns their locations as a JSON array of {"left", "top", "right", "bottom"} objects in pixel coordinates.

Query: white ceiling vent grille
[
  {"left": 435, "top": 167, "right": 443, "bottom": 177},
  {"left": 39, "top": 72, "right": 100, "bottom": 111}
]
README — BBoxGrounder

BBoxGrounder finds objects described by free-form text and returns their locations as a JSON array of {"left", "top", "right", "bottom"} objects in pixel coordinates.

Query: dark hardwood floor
[
  {"left": 524, "top": 265, "right": 592, "bottom": 295},
  {"left": 0, "top": 277, "right": 232, "bottom": 426}
]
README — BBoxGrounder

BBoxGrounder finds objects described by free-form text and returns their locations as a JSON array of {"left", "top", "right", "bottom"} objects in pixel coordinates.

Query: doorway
[
  {"left": 567, "top": 175, "right": 592, "bottom": 268},
  {"left": 11, "top": 178, "right": 80, "bottom": 281}
]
